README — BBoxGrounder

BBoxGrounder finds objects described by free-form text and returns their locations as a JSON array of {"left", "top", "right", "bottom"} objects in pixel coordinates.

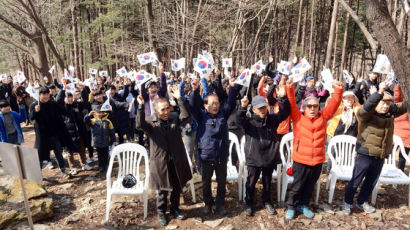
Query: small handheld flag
[
  {"left": 235, "top": 69, "right": 251, "bottom": 87},
  {"left": 99, "top": 71, "right": 108, "bottom": 77},
  {"left": 89, "top": 68, "right": 98, "bottom": 75},
  {"left": 101, "top": 98, "right": 112, "bottom": 112},
  {"left": 116, "top": 67, "right": 127, "bottom": 77},
  {"left": 171, "top": 58, "right": 186, "bottom": 71},
  {"left": 222, "top": 58, "right": 232, "bottom": 68},
  {"left": 372, "top": 54, "right": 391, "bottom": 74},
  {"left": 49, "top": 65, "right": 56, "bottom": 74},
  {"left": 0, "top": 74, "right": 7, "bottom": 81}
]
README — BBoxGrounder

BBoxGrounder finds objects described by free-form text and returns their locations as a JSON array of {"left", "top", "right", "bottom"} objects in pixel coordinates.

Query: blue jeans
[
  {"left": 7, "top": 132, "right": 19, "bottom": 145},
  {"left": 344, "top": 154, "right": 384, "bottom": 205}
]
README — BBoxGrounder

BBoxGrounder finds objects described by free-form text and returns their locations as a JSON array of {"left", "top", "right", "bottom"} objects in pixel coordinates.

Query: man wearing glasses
[
  {"left": 285, "top": 77, "right": 344, "bottom": 220},
  {"left": 342, "top": 82, "right": 408, "bottom": 215}
]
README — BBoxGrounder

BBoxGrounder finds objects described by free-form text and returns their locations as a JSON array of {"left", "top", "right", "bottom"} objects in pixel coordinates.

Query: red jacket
[
  {"left": 394, "top": 85, "right": 410, "bottom": 148},
  {"left": 286, "top": 85, "right": 344, "bottom": 166}
]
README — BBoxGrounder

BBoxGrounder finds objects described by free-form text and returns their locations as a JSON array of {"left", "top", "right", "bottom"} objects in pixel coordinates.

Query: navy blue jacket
[{"left": 189, "top": 86, "right": 237, "bottom": 162}]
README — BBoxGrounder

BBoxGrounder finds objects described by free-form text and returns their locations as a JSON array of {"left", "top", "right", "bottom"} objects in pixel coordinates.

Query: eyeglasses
[{"left": 306, "top": 104, "right": 319, "bottom": 109}]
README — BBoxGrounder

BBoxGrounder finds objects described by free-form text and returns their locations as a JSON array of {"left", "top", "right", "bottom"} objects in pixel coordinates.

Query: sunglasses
[{"left": 306, "top": 104, "right": 319, "bottom": 109}]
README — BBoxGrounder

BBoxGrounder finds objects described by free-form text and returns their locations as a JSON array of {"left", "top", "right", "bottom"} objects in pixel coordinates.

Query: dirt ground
[{"left": 8, "top": 124, "right": 410, "bottom": 229}]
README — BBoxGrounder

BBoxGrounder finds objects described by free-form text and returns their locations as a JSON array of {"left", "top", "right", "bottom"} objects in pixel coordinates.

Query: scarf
[{"left": 340, "top": 103, "right": 354, "bottom": 134}]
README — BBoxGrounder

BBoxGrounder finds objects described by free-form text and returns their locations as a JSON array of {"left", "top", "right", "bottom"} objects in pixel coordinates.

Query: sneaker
[
  {"left": 285, "top": 209, "right": 295, "bottom": 220},
  {"left": 216, "top": 205, "right": 227, "bottom": 216},
  {"left": 297, "top": 205, "right": 314, "bottom": 219},
  {"left": 86, "top": 158, "right": 93, "bottom": 164},
  {"left": 69, "top": 168, "right": 78, "bottom": 175},
  {"left": 342, "top": 202, "right": 352, "bottom": 215},
  {"left": 264, "top": 203, "right": 277, "bottom": 215},
  {"left": 170, "top": 209, "right": 185, "bottom": 220},
  {"left": 355, "top": 202, "right": 376, "bottom": 214},
  {"left": 158, "top": 213, "right": 167, "bottom": 226},
  {"left": 244, "top": 205, "right": 253, "bottom": 216},
  {"left": 92, "top": 157, "right": 98, "bottom": 162},
  {"left": 82, "top": 164, "right": 92, "bottom": 171},
  {"left": 63, "top": 152, "right": 68, "bottom": 158},
  {"left": 47, "top": 161, "right": 55, "bottom": 169},
  {"left": 203, "top": 205, "right": 212, "bottom": 215}
]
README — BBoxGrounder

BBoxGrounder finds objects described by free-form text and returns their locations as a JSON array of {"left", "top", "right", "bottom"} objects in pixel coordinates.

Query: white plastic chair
[
  {"left": 240, "top": 135, "right": 281, "bottom": 202},
  {"left": 212, "top": 132, "right": 244, "bottom": 201},
  {"left": 371, "top": 135, "right": 410, "bottom": 206},
  {"left": 326, "top": 135, "right": 357, "bottom": 204},
  {"left": 185, "top": 148, "right": 197, "bottom": 203},
  {"left": 106, "top": 143, "right": 149, "bottom": 221},
  {"left": 280, "top": 132, "right": 320, "bottom": 202}
]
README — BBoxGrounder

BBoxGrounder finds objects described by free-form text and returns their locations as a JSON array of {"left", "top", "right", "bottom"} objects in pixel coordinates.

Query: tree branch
[{"left": 338, "top": 0, "right": 378, "bottom": 50}]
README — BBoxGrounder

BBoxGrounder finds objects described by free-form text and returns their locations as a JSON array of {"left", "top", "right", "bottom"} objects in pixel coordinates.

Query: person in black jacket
[
  {"left": 29, "top": 87, "right": 69, "bottom": 177},
  {"left": 238, "top": 84, "right": 290, "bottom": 216},
  {"left": 56, "top": 85, "right": 92, "bottom": 175}
]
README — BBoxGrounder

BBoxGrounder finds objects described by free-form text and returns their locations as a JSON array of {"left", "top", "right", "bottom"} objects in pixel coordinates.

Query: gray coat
[{"left": 136, "top": 98, "right": 192, "bottom": 190}]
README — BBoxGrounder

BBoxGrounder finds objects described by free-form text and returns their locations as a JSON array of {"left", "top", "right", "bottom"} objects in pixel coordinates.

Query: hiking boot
[
  {"left": 47, "top": 161, "right": 54, "bottom": 169},
  {"left": 82, "top": 164, "right": 92, "bottom": 171},
  {"left": 158, "top": 213, "right": 167, "bottom": 226},
  {"left": 216, "top": 205, "right": 227, "bottom": 216},
  {"left": 170, "top": 208, "right": 185, "bottom": 220},
  {"left": 342, "top": 202, "right": 352, "bottom": 215},
  {"left": 297, "top": 205, "right": 314, "bottom": 219},
  {"left": 203, "top": 204, "right": 212, "bottom": 215},
  {"left": 355, "top": 202, "right": 376, "bottom": 214},
  {"left": 69, "top": 168, "right": 78, "bottom": 175},
  {"left": 264, "top": 203, "right": 277, "bottom": 215},
  {"left": 244, "top": 205, "right": 253, "bottom": 216},
  {"left": 285, "top": 209, "right": 295, "bottom": 220}
]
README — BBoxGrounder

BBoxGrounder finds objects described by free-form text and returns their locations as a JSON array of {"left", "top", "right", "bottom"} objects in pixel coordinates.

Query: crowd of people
[{"left": 0, "top": 59, "right": 409, "bottom": 226}]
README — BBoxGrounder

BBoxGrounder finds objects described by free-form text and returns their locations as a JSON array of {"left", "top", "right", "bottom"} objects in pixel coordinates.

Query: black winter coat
[{"left": 237, "top": 96, "right": 290, "bottom": 167}]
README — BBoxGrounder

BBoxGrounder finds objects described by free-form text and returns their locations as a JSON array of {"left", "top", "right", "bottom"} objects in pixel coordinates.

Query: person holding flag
[
  {"left": 238, "top": 80, "right": 290, "bottom": 216},
  {"left": 56, "top": 81, "right": 92, "bottom": 175},
  {"left": 285, "top": 77, "right": 344, "bottom": 220},
  {"left": 140, "top": 63, "right": 167, "bottom": 117},
  {"left": 29, "top": 87, "right": 70, "bottom": 177},
  {"left": 189, "top": 75, "right": 237, "bottom": 216}
]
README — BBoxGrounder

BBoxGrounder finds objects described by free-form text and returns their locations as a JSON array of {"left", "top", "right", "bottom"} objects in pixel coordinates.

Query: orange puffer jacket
[
  {"left": 286, "top": 85, "right": 344, "bottom": 166},
  {"left": 394, "top": 85, "right": 410, "bottom": 148}
]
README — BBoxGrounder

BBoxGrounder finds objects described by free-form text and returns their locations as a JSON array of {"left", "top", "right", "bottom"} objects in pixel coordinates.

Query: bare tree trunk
[
  {"left": 338, "top": 0, "right": 378, "bottom": 50},
  {"left": 301, "top": 1, "right": 309, "bottom": 55},
  {"left": 332, "top": 19, "right": 339, "bottom": 76},
  {"left": 325, "top": 0, "right": 338, "bottom": 68},
  {"left": 144, "top": 0, "right": 160, "bottom": 56},
  {"left": 340, "top": 13, "right": 350, "bottom": 70},
  {"left": 309, "top": 0, "right": 315, "bottom": 59},
  {"left": 364, "top": 0, "right": 410, "bottom": 103},
  {"left": 70, "top": 0, "right": 81, "bottom": 79},
  {"left": 294, "top": 0, "right": 304, "bottom": 49}
]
